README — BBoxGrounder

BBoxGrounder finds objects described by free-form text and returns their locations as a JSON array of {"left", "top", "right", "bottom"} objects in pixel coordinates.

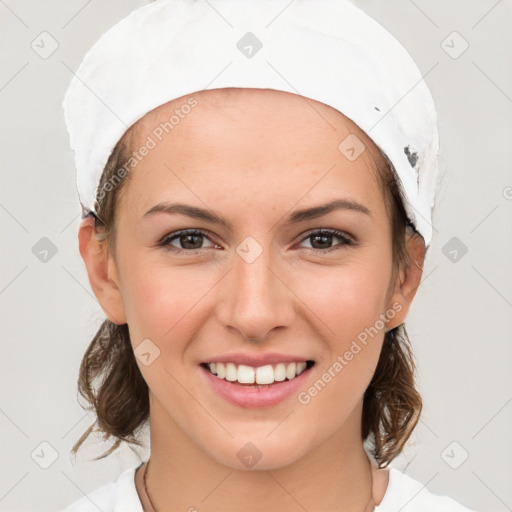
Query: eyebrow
[{"left": 142, "top": 198, "right": 371, "bottom": 228}]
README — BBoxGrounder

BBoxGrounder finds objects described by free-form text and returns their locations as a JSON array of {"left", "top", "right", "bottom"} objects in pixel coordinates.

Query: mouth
[{"left": 200, "top": 360, "right": 316, "bottom": 387}]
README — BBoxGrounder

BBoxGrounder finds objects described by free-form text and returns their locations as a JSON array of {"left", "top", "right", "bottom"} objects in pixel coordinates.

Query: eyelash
[{"left": 158, "top": 228, "right": 354, "bottom": 254}]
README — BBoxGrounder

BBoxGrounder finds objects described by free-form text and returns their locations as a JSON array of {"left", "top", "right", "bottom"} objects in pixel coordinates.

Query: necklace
[
  {"left": 143, "top": 459, "right": 158, "bottom": 512},
  {"left": 142, "top": 456, "right": 375, "bottom": 512},
  {"left": 362, "top": 454, "right": 376, "bottom": 512}
]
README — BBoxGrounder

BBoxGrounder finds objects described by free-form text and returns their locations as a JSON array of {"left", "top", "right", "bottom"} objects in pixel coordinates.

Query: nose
[{"left": 218, "top": 243, "right": 295, "bottom": 342}]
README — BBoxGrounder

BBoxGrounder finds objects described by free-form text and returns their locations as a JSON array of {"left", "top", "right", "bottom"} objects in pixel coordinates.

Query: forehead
[
  {"left": 133, "top": 87, "right": 382, "bottom": 154},
  {"left": 122, "top": 88, "right": 388, "bottom": 216}
]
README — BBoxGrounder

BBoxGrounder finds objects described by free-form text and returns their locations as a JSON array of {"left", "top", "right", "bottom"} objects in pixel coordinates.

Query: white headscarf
[{"left": 62, "top": 0, "right": 440, "bottom": 246}]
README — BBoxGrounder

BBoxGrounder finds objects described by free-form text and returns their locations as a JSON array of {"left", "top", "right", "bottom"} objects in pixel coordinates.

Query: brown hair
[{"left": 71, "top": 128, "right": 423, "bottom": 468}]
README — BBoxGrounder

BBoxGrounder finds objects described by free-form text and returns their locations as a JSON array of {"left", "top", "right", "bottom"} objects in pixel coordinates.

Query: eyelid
[
  {"left": 299, "top": 228, "right": 353, "bottom": 242},
  {"left": 158, "top": 227, "right": 355, "bottom": 253},
  {"left": 158, "top": 228, "right": 357, "bottom": 256},
  {"left": 158, "top": 228, "right": 218, "bottom": 249},
  {"left": 294, "top": 228, "right": 354, "bottom": 250}
]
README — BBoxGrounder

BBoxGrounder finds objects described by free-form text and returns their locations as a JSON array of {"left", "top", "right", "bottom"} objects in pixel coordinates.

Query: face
[{"left": 101, "top": 88, "right": 409, "bottom": 470}]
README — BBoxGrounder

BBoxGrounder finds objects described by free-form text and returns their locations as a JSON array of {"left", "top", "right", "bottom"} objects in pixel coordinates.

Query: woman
[{"left": 62, "top": 0, "right": 474, "bottom": 510}]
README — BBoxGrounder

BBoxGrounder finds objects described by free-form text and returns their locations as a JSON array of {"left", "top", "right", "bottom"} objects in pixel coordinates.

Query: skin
[{"left": 79, "top": 88, "right": 425, "bottom": 512}]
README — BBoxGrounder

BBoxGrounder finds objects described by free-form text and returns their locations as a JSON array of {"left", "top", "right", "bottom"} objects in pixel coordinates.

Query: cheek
[
  {"left": 119, "top": 260, "right": 207, "bottom": 398},
  {"left": 293, "top": 257, "right": 391, "bottom": 400},
  {"left": 297, "top": 258, "right": 391, "bottom": 341},
  {"left": 118, "top": 257, "right": 195, "bottom": 342},
  {"left": 118, "top": 256, "right": 224, "bottom": 358}
]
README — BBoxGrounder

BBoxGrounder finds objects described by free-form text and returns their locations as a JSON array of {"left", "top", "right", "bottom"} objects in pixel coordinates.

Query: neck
[{"left": 137, "top": 398, "right": 387, "bottom": 512}]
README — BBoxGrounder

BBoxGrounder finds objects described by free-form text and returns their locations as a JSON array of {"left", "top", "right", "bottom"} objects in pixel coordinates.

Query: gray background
[{"left": 1, "top": 0, "right": 511, "bottom": 511}]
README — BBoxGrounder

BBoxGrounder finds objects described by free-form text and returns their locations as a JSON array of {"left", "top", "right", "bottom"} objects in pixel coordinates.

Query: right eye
[{"left": 159, "top": 229, "right": 219, "bottom": 253}]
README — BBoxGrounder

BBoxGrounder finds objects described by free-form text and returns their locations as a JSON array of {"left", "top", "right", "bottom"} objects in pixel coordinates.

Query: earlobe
[
  {"left": 385, "top": 233, "right": 426, "bottom": 331},
  {"left": 78, "top": 216, "right": 127, "bottom": 325}
]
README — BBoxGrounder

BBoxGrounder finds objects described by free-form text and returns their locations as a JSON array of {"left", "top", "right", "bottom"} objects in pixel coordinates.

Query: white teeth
[
  {"left": 237, "top": 364, "right": 255, "bottom": 384},
  {"left": 225, "top": 362, "right": 237, "bottom": 381},
  {"left": 216, "top": 362, "right": 225, "bottom": 379},
  {"left": 274, "top": 363, "right": 286, "bottom": 382},
  {"left": 296, "top": 361, "right": 307, "bottom": 375},
  {"left": 285, "top": 362, "right": 296, "bottom": 380},
  {"left": 206, "top": 361, "right": 310, "bottom": 385},
  {"left": 256, "top": 365, "right": 274, "bottom": 385}
]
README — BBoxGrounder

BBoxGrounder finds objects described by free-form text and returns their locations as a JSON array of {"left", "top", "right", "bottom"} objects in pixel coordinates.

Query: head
[{"left": 74, "top": 88, "right": 425, "bottom": 469}]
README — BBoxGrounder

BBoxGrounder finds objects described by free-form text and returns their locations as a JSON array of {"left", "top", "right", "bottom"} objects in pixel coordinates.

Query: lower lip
[{"left": 200, "top": 365, "right": 313, "bottom": 408}]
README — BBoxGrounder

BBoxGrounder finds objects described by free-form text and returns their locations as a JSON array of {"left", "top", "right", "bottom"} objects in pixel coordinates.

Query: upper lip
[{"left": 202, "top": 352, "right": 314, "bottom": 367}]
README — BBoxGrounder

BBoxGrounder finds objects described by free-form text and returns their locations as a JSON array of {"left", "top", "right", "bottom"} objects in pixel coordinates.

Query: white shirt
[{"left": 63, "top": 462, "right": 475, "bottom": 512}]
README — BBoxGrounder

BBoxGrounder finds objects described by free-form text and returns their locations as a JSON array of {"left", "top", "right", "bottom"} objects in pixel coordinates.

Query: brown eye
[
  {"left": 160, "top": 229, "right": 216, "bottom": 252},
  {"left": 299, "top": 229, "right": 353, "bottom": 252}
]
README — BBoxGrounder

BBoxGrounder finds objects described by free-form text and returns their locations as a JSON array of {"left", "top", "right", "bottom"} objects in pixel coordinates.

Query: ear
[
  {"left": 78, "top": 216, "right": 127, "bottom": 325},
  {"left": 385, "top": 230, "right": 426, "bottom": 331}
]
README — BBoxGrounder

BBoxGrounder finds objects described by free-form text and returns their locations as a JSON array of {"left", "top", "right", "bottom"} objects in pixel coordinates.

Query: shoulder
[
  {"left": 375, "top": 466, "right": 475, "bottom": 512},
  {"left": 62, "top": 465, "right": 143, "bottom": 512}
]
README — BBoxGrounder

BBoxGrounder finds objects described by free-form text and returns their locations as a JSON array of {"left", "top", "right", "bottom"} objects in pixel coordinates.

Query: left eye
[{"left": 297, "top": 229, "right": 353, "bottom": 252}]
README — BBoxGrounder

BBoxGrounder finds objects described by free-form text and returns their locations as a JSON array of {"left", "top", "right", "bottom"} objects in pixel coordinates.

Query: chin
[{"left": 205, "top": 433, "right": 313, "bottom": 471}]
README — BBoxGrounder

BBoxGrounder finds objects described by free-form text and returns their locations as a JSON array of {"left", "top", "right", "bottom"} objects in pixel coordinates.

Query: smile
[{"left": 201, "top": 361, "right": 315, "bottom": 386}]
